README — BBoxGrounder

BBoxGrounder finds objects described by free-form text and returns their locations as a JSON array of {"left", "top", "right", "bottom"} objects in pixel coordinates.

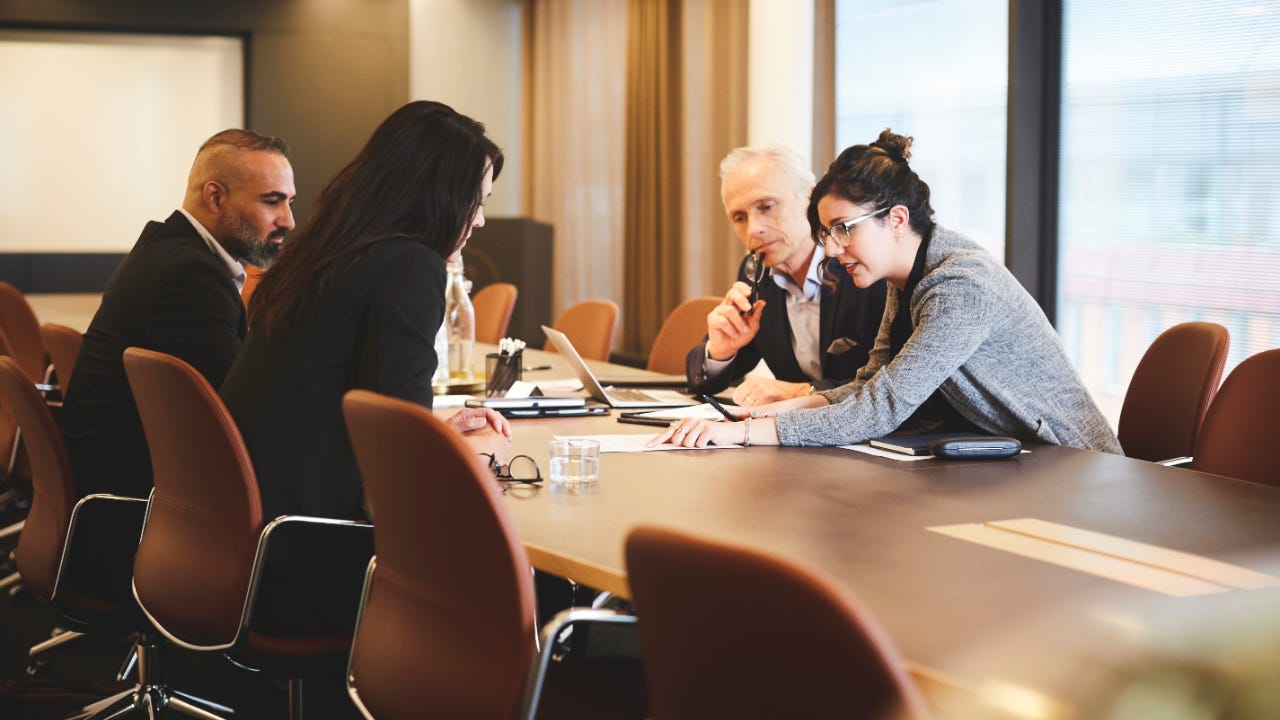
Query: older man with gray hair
[{"left": 685, "top": 145, "right": 886, "bottom": 405}]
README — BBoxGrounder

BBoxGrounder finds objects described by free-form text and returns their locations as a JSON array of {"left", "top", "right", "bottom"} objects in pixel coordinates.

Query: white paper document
[
  {"left": 841, "top": 444, "right": 936, "bottom": 461},
  {"left": 554, "top": 433, "right": 744, "bottom": 453},
  {"left": 628, "top": 404, "right": 732, "bottom": 421},
  {"left": 535, "top": 378, "right": 585, "bottom": 394}
]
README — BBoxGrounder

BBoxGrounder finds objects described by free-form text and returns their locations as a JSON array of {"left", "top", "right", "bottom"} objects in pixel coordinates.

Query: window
[
  {"left": 1058, "top": 0, "right": 1280, "bottom": 421},
  {"left": 834, "top": 0, "right": 1008, "bottom": 259}
]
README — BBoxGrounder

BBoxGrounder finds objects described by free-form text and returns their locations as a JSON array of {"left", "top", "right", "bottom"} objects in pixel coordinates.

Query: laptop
[{"left": 541, "top": 325, "right": 695, "bottom": 408}]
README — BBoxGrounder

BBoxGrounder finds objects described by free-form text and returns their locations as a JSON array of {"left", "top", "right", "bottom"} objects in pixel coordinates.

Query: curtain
[
  {"left": 680, "top": 0, "right": 750, "bottom": 304},
  {"left": 622, "top": 0, "right": 684, "bottom": 354},
  {"left": 522, "top": 0, "right": 628, "bottom": 335}
]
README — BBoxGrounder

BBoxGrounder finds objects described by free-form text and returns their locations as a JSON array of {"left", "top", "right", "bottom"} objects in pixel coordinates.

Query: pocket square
[{"left": 826, "top": 337, "right": 859, "bottom": 355}]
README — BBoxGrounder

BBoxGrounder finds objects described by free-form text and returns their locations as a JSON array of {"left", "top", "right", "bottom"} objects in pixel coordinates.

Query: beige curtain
[
  {"left": 812, "top": 0, "right": 835, "bottom": 175},
  {"left": 680, "top": 0, "right": 750, "bottom": 303},
  {"left": 522, "top": 0, "right": 628, "bottom": 331},
  {"left": 523, "top": 0, "right": 752, "bottom": 357},
  {"left": 622, "top": 0, "right": 684, "bottom": 354}
]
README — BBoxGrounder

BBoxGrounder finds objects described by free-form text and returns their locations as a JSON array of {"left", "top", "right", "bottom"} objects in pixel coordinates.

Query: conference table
[{"left": 453, "top": 346, "right": 1280, "bottom": 716}]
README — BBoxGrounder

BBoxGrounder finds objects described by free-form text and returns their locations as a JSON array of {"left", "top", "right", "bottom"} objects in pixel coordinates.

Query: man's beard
[{"left": 220, "top": 213, "right": 284, "bottom": 269}]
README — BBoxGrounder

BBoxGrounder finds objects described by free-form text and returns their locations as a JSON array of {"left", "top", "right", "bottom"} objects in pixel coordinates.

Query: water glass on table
[{"left": 548, "top": 439, "right": 600, "bottom": 485}]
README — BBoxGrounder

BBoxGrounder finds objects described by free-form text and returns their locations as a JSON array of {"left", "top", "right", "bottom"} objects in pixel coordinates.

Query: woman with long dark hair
[
  {"left": 221, "top": 101, "right": 511, "bottom": 523},
  {"left": 653, "top": 129, "right": 1120, "bottom": 453}
]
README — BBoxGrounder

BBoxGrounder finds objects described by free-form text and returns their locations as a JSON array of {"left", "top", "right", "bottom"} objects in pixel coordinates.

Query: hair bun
[{"left": 873, "top": 129, "right": 913, "bottom": 163}]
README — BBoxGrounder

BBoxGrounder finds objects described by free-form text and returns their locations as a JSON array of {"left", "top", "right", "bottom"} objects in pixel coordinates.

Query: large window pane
[
  {"left": 1058, "top": 1, "right": 1280, "bottom": 423},
  {"left": 834, "top": 0, "right": 1008, "bottom": 259}
]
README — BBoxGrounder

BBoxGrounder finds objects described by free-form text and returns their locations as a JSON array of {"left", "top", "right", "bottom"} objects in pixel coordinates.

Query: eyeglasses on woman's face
[{"left": 814, "top": 206, "right": 890, "bottom": 249}]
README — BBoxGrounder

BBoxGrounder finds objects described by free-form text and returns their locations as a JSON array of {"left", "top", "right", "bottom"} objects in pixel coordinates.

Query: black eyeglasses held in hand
[{"left": 481, "top": 453, "right": 542, "bottom": 491}]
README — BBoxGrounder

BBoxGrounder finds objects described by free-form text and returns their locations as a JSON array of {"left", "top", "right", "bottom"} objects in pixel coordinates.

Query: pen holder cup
[{"left": 485, "top": 352, "right": 523, "bottom": 397}]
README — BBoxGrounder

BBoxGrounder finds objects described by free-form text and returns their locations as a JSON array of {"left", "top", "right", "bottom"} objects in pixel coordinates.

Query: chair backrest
[
  {"left": 40, "top": 323, "right": 84, "bottom": 394},
  {"left": 123, "top": 347, "right": 263, "bottom": 646},
  {"left": 0, "top": 356, "right": 75, "bottom": 601},
  {"left": 1191, "top": 348, "right": 1280, "bottom": 487},
  {"left": 544, "top": 299, "right": 618, "bottom": 362},
  {"left": 625, "top": 526, "right": 929, "bottom": 720},
  {"left": 647, "top": 296, "right": 719, "bottom": 375},
  {"left": 1118, "top": 322, "right": 1229, "bottom": 461},
  {"left": 342, "top": 390, "right": 537, "bottom": 720},
  {"left": 0, "top": 281, "right": 49, "bottom": 383},
  {"left": 473, "top": 282, "right": 519, "bottom": 345}
]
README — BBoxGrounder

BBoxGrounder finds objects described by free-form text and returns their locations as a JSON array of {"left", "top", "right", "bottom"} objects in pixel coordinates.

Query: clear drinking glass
[{"left": 548, "top": 439, "right": 600, "bottom": 485}]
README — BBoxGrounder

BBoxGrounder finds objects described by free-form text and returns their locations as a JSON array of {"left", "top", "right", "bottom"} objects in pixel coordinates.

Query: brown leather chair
[
  {"left": 0, "top": 355, "right": 149, "bottom": 695},
  {"left": 544, "top": 299, "right": 619, "bottom": 362},
  {"left": 625, "top": 525, "right": 929, "bottom": 720},
  {"left": 1191, "top": 348, "right": 1280, "bottom": 487},
  {"left": 1118, "top": 322, "right": 1229, "bottom": 462},
  {"left": 341, "top": 390, "right": 639, "bottom": 720},
  {"left": 124, "top": 347, "right": 373, "bottom": 719},
  {"left": 646, "top": 297, "right": 719, "bottom": 375},
  {"left": 40, "top": 322, "right": 84, "bottom": 395},
  {"left": 474, "top": 282, "right": 519, "bottom": 344},
  {"left": 0, "top": 281, "right": 51, "bottom": 384}
]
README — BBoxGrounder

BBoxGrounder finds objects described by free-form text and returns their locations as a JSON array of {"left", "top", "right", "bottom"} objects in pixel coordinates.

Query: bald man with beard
[{"left": 61, "top": 129, "right": 296, "bottom": 499}]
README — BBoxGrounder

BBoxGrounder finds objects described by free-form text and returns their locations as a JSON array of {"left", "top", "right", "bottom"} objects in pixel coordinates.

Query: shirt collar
[
  {"left": 178, "top": 208, "right": 246, "bottom": 292},
  {"left": 768, "top": 247, "right": 825, "bottom": 302}
]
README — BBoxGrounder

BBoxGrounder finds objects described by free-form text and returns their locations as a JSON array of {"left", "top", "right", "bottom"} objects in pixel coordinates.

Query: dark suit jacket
[
  {"left": 61, "top": 211, "right": 246, "bottom": 499},
  {"left": 685, "top": 256, "right": 886, "bottom": 396},
  {"left": 220, "top": 238, "right": 445, "bottom": 525}
]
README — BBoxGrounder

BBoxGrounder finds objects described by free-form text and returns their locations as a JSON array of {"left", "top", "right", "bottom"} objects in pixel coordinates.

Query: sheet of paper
[
  {"left": 631, "top": 404, "right": 730, "bottom": 421},
  {"left": 535, "top": 378, "right": 585, "bottom": 393},
  {"left": 841, "top": 443, "right": 935, "bottom": 461},
  {"left": 929, "top": 522, "right": 1229, "bottom": 597},
  {"left": 554, "top": 433, "right": 744, "bottom": 453},
  {"left": 433, "top": 394, "right": 473, "bottom": 409},
  {"left": 503, "top": 380, "right": 537, "bottom": 398}
]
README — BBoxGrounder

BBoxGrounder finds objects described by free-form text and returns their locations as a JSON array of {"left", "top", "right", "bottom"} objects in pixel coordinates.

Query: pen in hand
[{"left": 697, "top": 394, "right": 739, "bottom": 421}]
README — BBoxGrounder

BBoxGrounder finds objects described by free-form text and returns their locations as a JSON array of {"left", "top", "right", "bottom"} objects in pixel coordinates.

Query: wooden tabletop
[{"left": 481, "top": 348, "right": 1280, "bottom": 712}]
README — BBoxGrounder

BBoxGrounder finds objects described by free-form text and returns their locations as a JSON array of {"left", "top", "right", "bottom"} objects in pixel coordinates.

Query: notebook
[{"left": 541, "top": 325, "right": 695, "bottom": 408}]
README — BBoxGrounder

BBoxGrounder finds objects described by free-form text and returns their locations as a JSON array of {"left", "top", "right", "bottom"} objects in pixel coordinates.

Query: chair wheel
[{"left": 25, "top": 659, "right": 47, "bottom": 678}]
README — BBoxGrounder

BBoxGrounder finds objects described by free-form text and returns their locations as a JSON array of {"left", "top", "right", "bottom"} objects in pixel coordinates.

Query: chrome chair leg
[
  {"left": 29, "top": 627, "right": 84, "bottom": 657},
  {"left": 0, "top": 570, "right": 19, "bottom": 591},
  {"left": 0, "top": 519, "right": 23, "bottom": 541},
  {"left": 117, "top": 637, "right": 140, "bottom": 682}
]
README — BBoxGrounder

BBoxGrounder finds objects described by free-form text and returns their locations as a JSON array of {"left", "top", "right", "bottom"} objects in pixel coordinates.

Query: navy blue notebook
[{"left": 868, "top": 432, "right": 990, "bottom": 456}]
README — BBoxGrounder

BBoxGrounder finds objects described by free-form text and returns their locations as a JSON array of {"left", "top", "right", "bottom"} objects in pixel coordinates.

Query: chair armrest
[
  {"left": 521, "top": 607, "right": 638, "bottom": 720},
  {"left": 240, "top": 516, "right": 375, "bottom": 640},
  {"left": 54, "top": 494, "right": 149, "bottom": 613},
  {"left": 1158, "top": 456, "right": 1194, "bottom": 468}
]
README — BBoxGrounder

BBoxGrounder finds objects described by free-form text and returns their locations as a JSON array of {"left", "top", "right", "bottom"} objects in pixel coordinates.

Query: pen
[
  {"left": 697, "top": 394, "right": 738, "bottom": 421},
  {"left": 523, "top": 364, "right": 554, "bottom": 372}
]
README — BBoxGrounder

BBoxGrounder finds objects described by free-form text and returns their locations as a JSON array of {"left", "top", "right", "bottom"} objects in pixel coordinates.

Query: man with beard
[{"left": 61, "top": 129, "right": 295, "bottom": 498}]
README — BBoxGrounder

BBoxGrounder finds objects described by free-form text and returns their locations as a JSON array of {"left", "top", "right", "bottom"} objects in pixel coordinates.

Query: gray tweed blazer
[{"left": 774, "top": 226, "right": 1122, "bottom": 454}]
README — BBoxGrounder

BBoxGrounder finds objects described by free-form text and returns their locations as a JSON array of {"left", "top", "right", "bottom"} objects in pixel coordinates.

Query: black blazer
[
  {"left": 685, "top": 256, "right": 886, "bottom": 396},
  {"left": 61, "top": 211, "right": 246, "bottom": 498},
  {"left": 220, "top": 239, "right": 446, "bottom": 524}
]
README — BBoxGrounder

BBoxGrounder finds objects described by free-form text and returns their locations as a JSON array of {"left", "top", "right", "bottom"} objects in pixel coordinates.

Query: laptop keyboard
[{"left": 609, "top": 387, "right": 660, "bottom": 402}]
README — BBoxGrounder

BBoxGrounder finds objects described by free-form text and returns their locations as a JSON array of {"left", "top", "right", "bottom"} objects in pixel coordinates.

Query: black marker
[{"left": 697, "top": 394, "right": 738, "bottom": 421}]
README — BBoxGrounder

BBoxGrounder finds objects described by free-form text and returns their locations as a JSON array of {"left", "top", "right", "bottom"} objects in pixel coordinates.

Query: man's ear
[{"left": 202, "top": 181, "right": 226, "bottom": 213}]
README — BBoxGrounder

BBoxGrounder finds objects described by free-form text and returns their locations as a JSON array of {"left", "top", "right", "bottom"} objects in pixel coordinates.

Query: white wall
[
  {"left": 747, "top": 0, "right": 815, "bottom": 166},
  {"left": 0, "top": 30, "right": 243, "bottom": 252},
  {"left": 408, "top": 0, "right": 523, "bottom": 217}
]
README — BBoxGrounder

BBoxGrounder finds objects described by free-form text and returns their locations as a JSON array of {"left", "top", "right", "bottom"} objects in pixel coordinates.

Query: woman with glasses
[
  {"left": 221, "top": 100, "right": 513, "bottom": 529},
  {"left": 653, "top": 129, "right": 1121, "bottom": 453}
]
